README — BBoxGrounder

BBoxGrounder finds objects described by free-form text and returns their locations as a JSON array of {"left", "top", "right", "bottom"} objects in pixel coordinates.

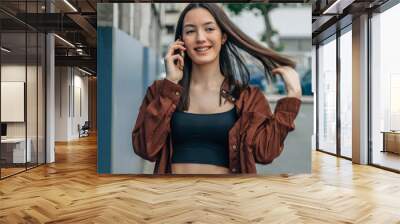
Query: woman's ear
[{"left": 222, "top": 33, "right": 227, "bottom": 45}]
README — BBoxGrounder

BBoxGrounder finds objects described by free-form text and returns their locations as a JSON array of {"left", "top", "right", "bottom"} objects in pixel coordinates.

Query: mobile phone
[
  {"left": 173, "top": 48, "right": 184, "bottom": 58},
  {"left": 173, "top": 49, "right": 183, "bottom": 66},
  {"left": 173, "top": 36, "right": 185, "bottom": 66}
]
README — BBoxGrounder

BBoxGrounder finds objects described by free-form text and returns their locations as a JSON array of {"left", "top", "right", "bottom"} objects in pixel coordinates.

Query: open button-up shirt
[{"left": 132, "top": 78, "right": 301, "bottom": 174}]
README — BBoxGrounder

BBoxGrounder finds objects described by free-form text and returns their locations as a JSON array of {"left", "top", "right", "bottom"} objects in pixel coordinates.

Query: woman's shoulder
[
  {"left": 148, "top": 78, "right": 165, "bottom": 90},
  {"left": 146, "top": 78, "right": 184, "bottom": 98},
  {"left": 237, "top": 84, "right": 273, "bottom": 116}
]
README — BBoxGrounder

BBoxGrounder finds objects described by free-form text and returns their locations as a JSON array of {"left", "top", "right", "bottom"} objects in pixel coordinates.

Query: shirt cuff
[
  {"left": 274, "top": 97, "right": 301, "bottom": 131},
  {"left": 161, "top": 78, "right": 184, "bottom": 104},
  {"left": 274, "top": 97, "right": 301, "bottom": 114}
]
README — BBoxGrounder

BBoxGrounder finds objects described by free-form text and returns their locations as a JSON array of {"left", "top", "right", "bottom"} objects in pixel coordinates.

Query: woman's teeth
[{"left": 195, "top": 47, "right": 211, "bottom": 52}]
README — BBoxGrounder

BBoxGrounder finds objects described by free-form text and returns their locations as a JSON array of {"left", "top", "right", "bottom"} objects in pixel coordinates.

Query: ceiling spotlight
[{"left": 76, "top": 48, "right": 86, "bottom": 55}]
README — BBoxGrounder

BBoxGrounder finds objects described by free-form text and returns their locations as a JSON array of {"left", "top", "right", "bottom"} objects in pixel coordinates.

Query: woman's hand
[
  {"left": 272, "top": 66, "right": 302, "bottom": 99},
  {"left": 164, "top": 38, "right": 186, "bottom": 84}
]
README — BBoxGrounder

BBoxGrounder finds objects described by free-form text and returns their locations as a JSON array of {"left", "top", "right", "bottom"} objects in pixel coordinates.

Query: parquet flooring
[{"left": 0, "top": 134, "right": 399, "bottom": 223}]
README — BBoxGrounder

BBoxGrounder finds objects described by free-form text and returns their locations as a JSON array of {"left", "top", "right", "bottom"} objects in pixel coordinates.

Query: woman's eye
[{"left": 185, "top": 28, "right": 213, "bottom": 34}]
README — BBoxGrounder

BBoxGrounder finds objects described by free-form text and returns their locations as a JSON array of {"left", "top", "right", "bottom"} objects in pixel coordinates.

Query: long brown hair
[{"left": 174, "top": 3, "right": 296, "bottom": 111}]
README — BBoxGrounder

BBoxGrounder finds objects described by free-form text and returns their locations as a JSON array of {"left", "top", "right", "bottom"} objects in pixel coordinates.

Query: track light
[
  {"left": 1, "top": 47, "right": 11, "bottom": 53},
  {"left": 322, "top": 0, "right": 354, "bottom": 15},
  {"left": 78, "top": 67, "right": 93, "bottom": 76},
  {"left": 54, "top": 34, "right": 75, "bottom": 48},
  {"left": 63, "top": 0, "right": 78, "bottom": 12}
]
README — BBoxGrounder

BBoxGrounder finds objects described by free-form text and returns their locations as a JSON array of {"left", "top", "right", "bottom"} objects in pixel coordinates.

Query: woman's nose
[{"left": 196, "top": 30, "right": 207, "bottom": 43}]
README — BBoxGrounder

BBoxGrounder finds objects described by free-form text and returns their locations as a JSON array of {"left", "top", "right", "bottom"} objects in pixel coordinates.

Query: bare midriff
[{"left": 171, "top": 163, "right": 231, "bottom": 174}]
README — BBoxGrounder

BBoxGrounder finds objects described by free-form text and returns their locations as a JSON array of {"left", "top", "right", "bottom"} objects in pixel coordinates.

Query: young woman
[{"left": 132, "top": 3, "right": 302, "bottom": 175}]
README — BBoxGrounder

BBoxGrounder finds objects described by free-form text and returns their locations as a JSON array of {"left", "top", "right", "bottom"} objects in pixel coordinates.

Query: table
[
  {"left": 1, "top": 138, "right": 32, "bottom": 163},
  {"left": 381, "top": 131, "right": 400, "bottom": 154}
]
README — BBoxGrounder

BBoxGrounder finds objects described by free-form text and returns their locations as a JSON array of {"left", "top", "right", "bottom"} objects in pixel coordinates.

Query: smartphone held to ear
[
  {"left": 173, "top": 49, "right": 185, "bottom": 60},
  {"left": 173, "top": 49, "right": 184, "bottom": 68},
  {"left": 173, "top": 37, "right": 185, "bottom": 69}
]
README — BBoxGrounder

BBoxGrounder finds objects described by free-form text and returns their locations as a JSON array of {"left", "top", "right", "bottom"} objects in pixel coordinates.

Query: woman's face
[{"left": 182, "top": 8, "right": 227, "bottom": 66}]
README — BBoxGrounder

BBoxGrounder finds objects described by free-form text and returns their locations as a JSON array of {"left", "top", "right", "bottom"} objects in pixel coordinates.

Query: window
[
  {"left": 339, "top": 29, "right": 352, "bottom": 158},
  {"left": 317, "top": 36, "right": 337, "bottom": 154},
  {"left": 371, "top": 3, "right": 400, "bottom": 171}
]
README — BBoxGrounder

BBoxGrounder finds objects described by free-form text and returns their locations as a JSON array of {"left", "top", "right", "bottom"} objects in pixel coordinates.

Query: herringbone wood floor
[{"left": 1, "top": 134, "right": 400, "bottom": 224}]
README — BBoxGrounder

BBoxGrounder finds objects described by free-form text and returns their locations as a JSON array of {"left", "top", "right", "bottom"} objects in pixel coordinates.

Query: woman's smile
[{"left": 194, "top": 45, "right": 212, "bottom": 55}]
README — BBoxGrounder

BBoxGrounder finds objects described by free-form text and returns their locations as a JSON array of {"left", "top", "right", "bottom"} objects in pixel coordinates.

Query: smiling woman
[{"left": 132, "top": 3, "right": 302, "bottom": 175}]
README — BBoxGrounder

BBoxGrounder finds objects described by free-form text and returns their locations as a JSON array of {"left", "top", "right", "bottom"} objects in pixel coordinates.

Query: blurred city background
[{"left": 98, "top": 3, "right": 312, "bottom": 96}]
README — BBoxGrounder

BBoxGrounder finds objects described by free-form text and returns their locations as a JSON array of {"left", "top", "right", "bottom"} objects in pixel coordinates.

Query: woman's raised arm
[
  {"left": 132, "top": 79, "right": 183, "bottom": 161},
  {"left": 242, "top": 87, "right": 301, "bottom": 164}
]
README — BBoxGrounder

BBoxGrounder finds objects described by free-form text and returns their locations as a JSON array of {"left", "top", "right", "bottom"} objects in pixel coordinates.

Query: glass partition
[
  {"left": 0, "top": 1, "right": 46, "bottom": 179},
  {"left": 317, "top": 36, "right": 337, "bottom": 155},
  {"left": 1, "top": 30, "right": 28, "bottom": 177}
]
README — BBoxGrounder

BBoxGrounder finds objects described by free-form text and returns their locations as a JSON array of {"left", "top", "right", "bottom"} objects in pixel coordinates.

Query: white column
[
  {"left": 130, "top": 4, "right": 134, "bottom": 36},
  {"left": 113, "top": 3, "right": 119, "bottom": 29},
  {"left": 312, "top": 45, "right": 317, "bottom": 150},
  {"left": 46, "top": 33, "right": 55, "bottom": 163},
  {"left": 352, "top": 14, "right": 369, "bottom": 164}
]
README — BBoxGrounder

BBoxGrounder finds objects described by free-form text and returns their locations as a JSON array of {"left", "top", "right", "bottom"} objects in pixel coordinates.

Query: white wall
[
  {"left": 55, "top": 66, "right": 69, "bottom": 141},
  {"left": 72, "top": 73, "right": 89, "bottom": 138},
  {"left": 54, "top": 67, "right": 89, "bottom": 141},
  {"left": 1, "top": 66, "right": 26, "bottom": 134},
  {"left": 1, "top": 65, "right": 37, "bottom": 137}
]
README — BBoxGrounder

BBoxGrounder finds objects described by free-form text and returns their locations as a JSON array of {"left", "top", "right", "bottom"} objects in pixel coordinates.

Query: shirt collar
[{"left": 220, "top": 77, "right": 238, "bottom": 104}]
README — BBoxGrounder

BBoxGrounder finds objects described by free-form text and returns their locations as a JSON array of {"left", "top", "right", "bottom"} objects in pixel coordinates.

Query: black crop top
[{"left": 170, "top": 107, "right": 238, "bottom": 168}]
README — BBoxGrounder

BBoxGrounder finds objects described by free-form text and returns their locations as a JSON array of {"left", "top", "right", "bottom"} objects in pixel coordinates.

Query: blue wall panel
[{"left": 97, "top": 26, "right": 113, "bottom": 173}]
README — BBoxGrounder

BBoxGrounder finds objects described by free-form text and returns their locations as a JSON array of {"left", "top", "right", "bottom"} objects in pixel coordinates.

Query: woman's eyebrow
[{"left": 183, "top": 21, "right": 216, "bottom": 28}]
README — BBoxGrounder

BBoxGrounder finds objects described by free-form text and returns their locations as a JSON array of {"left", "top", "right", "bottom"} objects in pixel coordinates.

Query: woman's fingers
[
  {"left": 169, "top": 54, "right": 184, "bottom": 70},
  {"left": 165, "top": 40, "right": 186, "bottom": 58},
  {"left": 165, "top": 43, "right": 186, "bottom": 70},
  {"left": 164, "top": 39, "right": 186, "bottom": 82},
  {"left": 271, "top": 66, "right": 289, "bottom": 75},
  {"left": 272, "top": 66, "right": 302, "bottom": 99}
]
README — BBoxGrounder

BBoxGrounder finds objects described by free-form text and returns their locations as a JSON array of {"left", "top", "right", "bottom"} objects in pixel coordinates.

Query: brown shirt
[{"left": 132, "top": 78, "right": 301, "bottom": 174}]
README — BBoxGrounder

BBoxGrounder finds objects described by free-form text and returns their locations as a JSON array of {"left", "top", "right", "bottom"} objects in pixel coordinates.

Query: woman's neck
[{"left": 190, "top": 59, "right": 225, "bottom": 89}]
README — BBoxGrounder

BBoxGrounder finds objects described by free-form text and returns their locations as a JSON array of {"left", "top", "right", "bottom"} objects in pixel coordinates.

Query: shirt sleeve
[
  {"left": 243, "top": 88, "right": 301, "bottom": 165},
  {"left": 131, "top": 78, "right": 183, "bottom": 161}
]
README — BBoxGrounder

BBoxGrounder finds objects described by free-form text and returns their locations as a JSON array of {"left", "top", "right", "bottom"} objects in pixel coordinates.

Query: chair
[{"left": 78, "top": 121, "right": 90, "bottom": 138}]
